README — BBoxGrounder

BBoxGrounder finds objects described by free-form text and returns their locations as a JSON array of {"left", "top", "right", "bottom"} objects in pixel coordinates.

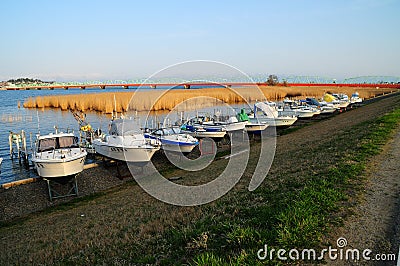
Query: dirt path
[{"left": 328, "top": 125, "right": 400, "bottom": 266}]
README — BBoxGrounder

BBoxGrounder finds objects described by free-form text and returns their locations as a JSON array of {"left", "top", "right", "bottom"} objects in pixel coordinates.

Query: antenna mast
[{"left": 36, "top": 110, "right": 40, "bottom": 135}]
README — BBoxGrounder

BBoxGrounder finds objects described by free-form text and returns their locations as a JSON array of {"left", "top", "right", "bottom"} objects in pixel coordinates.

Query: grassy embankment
[
  {"left": 1, "top": 98, "right": 400, "bottom": 265},
  {"left": 181, "top": 108, "right": 400, "bottom": 265},
  {"left": 22, "top": 86, "right": 394, "bottom": 113}
]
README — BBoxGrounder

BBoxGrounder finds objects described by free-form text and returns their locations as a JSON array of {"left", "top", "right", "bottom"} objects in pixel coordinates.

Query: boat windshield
[
  {"left": 153, "top": 129, "right": 163, "bottom": 136},
  {"left": 58, "top": 136, "right": 76, "bottom": 148},
  {"left": 189, "top": 117, "right": 205, "bottom": 124},
  {"left": 38, "top": 136, "right": 78, "bottom": 152},
  {"left": 307, "top": 98, "right": 320, "bottom": 106},
  {"left": 162, "top": 128, "right": 175, "bottom": 135},
  {"left": 172, "top": 127, "right": 181, "bottom": 134},
  {"left": 38, "top": 138, "right": 56, "bottom": 152}
]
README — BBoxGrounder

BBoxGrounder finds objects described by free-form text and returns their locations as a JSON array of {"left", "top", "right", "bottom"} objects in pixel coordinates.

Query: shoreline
[{"left": 1, "top": 91, "right": 399, "bottom": 219}]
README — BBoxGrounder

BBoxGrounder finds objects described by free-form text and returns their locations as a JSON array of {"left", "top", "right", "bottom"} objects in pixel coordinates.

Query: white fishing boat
[
  {"left": 278, "top": 105, "right": 314, "bottom": 118},
  {"left": 185, "top": 116, "right": 231, "bottom": 131},
  {"left": 92, "top": 119, "right": 160, "bottom": 163},
  {"left": 335, "top": 100, "right": 350, "bottom": 109},
  {"left": 279, "top": 99, "right": 320, "bottom": 118},
  {"left": 31, "top": 132, "right": 87, "bottom": 178},
  {"left": 319, "top": 105, "right": 337, "bottom": 114},
  {"left": 305, "top": 98, "right": 337, "bottom": 115},
  {"left": 203, "top": 115, "right": 247, "bottom": 132},
  {"left": 324, "top": 93, "right": 350, "bottom": 109},
  {"left": 299, "top": 105, "right": 320, "bottom": 117},
  {"left": 249, "top": 102, "right": 298, "bottom": 128},
  {"left": 204, "top": 119, "right": 247, "bottom": 132},
  {"left": 250, "top": 116, "right": 297, "bottom": 127},
  {"left": 236, "top": 108, "right": 268, "bottom": 134},
  {"left": 350, "top": 92, "right": 363, "bottom": 104},
  {"left": 144, "top": 127, "right": 199, "bottom": 153},
  {"left": 180, "top": 116, "right": 227, "bottom": 139}
]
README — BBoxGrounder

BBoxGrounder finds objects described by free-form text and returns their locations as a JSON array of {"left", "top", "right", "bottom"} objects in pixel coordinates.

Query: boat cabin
[{"left": 37, "top": 134, "right": 79, "bottom": 152}]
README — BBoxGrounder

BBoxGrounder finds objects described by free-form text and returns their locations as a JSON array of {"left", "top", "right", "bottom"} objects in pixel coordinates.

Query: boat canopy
[
  {"left": 38, "top": 136, "right": 77, "bottom": 152},
  {"left": 323, "top": 94, "right": 336, "bottom": 102},
  {"left": 254, "top": 102, "right": 279, "bottom": 118},
  {"left": 306, "top": 98, "right": 320, "bottom": 106}
]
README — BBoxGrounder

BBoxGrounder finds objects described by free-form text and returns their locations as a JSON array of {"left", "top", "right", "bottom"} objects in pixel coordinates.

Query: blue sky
[{"left": 0, "top": 0, "right": 399, "bottom": 81}]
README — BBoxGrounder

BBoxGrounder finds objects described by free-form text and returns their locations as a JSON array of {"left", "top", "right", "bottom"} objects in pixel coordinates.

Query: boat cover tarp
[
  {"left": 238, "top": 108, "right": 249, "bottom": 121},
  {"left": 323, "top": 94, "right": 336, "bottom": 102}
]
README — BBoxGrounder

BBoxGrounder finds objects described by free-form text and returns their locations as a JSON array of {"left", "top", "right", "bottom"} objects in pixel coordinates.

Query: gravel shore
[{"left": 0, "top": 163, "right": 134, "bottom": 222}]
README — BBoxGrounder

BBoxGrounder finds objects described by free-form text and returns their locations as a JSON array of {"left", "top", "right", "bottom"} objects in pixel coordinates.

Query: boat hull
[
  {"left": 245, "top": 123, "right": 268, "bottom": 134},
  {"left": 182, "top": 130, "right": 226, "bottom": 139},
  {"left": 280, "top": 108, "right": 321, "bottom": 118},
  {"left": 224, "top": 121, "right": 247, "bottom": 132},
  {"left": 297, "top": 111, "right": 317, "bottom": 118},
  {"left": 145, "top": 134, "right": 198, "bottom": 153},
  {"left": 32, "top": 154, "right": 86, "bottom": 178},
  {"left": 320, "top": 108, "right": 336, "bottom": 114},
  {"left": 249, "top": 117, "right": 297, "bottom": 128},
  {"left": 350, "top": 98, "right": 362, "bottom": 104},
  {"left": 93, "top": 141, "right": 159, "bottom": 162},
  {"left": 205, "top": 121, "right": 247, "bottom": 132},
  {"left": 162, "top": 143, "right": 197, "bottom": 153}
]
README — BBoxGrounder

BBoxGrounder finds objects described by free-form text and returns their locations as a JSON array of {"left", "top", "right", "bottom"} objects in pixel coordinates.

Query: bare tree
[{"left": 266, "top": 75, "right": 278, "bottom": 86}]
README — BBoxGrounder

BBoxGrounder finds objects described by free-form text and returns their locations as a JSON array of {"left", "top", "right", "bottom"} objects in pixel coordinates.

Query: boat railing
[
  {"left": 37, "top": 145, "right": 56, "bottom": 159},
  {"left": 63, "top": 148, "right": 73, "bottom": 158}
]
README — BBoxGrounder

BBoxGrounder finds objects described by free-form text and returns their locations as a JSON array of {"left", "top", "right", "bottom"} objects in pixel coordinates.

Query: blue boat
[{"left": 144, "top": 127, "right": 199, "bottom": 153}]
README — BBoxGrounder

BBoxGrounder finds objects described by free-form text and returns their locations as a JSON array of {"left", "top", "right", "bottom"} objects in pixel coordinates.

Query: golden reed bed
[{"left": 23, "top": 86, "right": 396, "bottom": 113}]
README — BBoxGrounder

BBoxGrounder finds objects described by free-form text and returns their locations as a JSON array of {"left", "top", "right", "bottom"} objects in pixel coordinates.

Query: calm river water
[
  {"left": 0, "top": 87, "right": 244, "bottom": 184},
  {"left": 0, "top": 88, "right": 137, "bottom": 184}
]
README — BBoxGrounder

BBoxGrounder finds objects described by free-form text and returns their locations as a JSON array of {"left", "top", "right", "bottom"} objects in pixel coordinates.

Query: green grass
[{"left": 159, "top": 107, "right": 400, "bottom": 265}]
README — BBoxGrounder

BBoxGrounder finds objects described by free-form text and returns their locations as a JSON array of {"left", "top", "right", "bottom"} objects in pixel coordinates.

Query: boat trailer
[{"left": 43, "top": 175, "right": 79, "bottom": 201}]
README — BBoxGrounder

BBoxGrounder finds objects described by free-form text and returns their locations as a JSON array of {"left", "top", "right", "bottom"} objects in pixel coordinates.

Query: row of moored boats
[{"left": 29, "top": 92, "right": 362, "bottom": 179}]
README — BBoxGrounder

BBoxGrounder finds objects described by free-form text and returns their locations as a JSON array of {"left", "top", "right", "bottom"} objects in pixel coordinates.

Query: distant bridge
[
  {"left": 2, "top": 82, "right": 400, "bottom": 90},
  {"left": 2, "top": 75, "right": 400, "bottom": 90}
]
